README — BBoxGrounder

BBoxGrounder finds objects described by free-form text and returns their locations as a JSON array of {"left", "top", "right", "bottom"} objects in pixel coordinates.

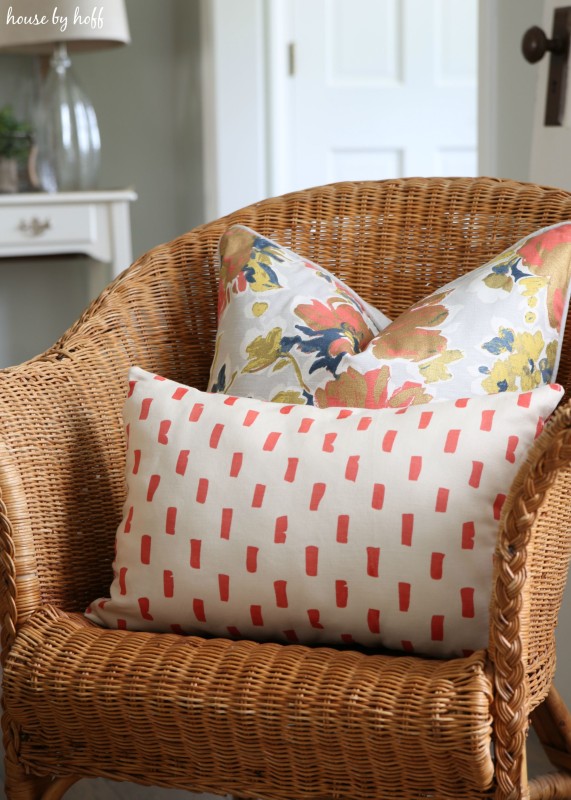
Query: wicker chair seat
[{"left": 4, "top": 606, "right": 494, "bottom": 799}]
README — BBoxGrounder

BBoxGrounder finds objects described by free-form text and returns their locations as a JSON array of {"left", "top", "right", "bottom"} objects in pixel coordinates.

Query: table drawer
[{"left": 0, "top": 203, "right": 97, "bottom": 251}]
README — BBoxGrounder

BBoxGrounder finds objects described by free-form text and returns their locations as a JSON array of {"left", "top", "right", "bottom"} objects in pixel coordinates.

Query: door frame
[
  {"left": 199, "top": 0, "right": 269, "bottom": 221},
  {"left": 201, "top": 0, "right": 491, "bottom": 220},
  {"left": 478, "top": 0, "right": 499, "bottom": 176}
]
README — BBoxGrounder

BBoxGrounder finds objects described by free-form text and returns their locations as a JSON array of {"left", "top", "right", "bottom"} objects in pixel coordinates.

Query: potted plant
[{"left": 0, "top": 105, "right": 34, "bottom": 193}]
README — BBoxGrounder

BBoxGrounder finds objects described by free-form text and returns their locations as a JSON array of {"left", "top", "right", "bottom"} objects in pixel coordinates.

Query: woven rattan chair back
[{"left": 2, "top": 177, "right": 571, "bottom": 800}]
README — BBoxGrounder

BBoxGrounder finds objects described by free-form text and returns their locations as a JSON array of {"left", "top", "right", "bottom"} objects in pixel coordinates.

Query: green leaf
[
  {"left": 243, "top": 328, "right": 283, "bottom": 373},
  {"left": 271, "top": 390, "right": 306, "bottom": 404},
  {"left": 484, "top": 273, "right": 513, "bottom": 292}
]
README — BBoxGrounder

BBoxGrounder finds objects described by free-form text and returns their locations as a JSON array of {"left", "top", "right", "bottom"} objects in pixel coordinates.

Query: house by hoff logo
[{"left": 6, "top": 6, "right": 105, "bottom": 34}]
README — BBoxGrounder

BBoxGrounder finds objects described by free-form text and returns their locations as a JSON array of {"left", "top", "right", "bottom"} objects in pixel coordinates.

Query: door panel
[
  {"left": 327, "top": 0, "right": 402, "bottom": 85},
  {"left": 436, "top": 0, "right": 477, "bottom": 83},
  {"left": 285, "top": 0, "right": 477, "bottom": 192},
  {"left": 328, "top": 147, "right": 403, "bottom": 181}
]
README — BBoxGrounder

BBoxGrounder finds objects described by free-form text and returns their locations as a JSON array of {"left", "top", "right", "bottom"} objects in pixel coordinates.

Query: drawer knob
[{"left": 18, "top": 217, "right": 51, "bottom": 237}]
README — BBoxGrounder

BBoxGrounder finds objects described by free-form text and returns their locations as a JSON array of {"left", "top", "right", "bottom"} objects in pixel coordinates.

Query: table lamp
[{"left": 0, "top": 1, "right": 130, "bottom": 192}]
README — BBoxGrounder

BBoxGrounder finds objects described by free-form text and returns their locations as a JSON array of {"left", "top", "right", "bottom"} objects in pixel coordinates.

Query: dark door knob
[
  {"left": 523, "top": 7, "right": 571, "bottom": 126},
  {"left": 522, "top": 24, "right": 567, "bottom": 63}
]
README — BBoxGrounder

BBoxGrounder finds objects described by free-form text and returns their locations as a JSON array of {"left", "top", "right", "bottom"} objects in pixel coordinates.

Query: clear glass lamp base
[{"left": 35, "top": 43, "right": 101, "bottom": 192}]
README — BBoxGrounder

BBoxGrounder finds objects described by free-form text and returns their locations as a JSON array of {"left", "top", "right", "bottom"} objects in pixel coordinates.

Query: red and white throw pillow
[{"left": 86, "top": 367, "right": 563, "bottom": 657}]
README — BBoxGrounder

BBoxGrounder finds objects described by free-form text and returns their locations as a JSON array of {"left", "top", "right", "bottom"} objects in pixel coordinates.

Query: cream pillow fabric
[{"left": 87, "top": 368, "right": 563, "bottom": 657}]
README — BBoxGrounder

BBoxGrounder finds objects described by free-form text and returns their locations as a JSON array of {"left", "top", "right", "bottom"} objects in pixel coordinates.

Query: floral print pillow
[
  {"left": 208, "top": 222, "right": 571, "bottom": 407},
  {"left": 209, "top": 225, "right": 391, "bottom": 404}
]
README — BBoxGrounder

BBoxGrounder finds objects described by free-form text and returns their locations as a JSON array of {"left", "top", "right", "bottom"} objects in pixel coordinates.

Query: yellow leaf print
[
  {"left": 481, "top": 331, "right": 550, "bottom": 394},
  {"left": 252, "top": 302, "right": 268, "bottom": 316},
  {"left": 272, "top": 359, "right": 290, "bottom": 373},
  {"left": 518, "top": 275, "right": 548, "bottom": 298},
  {"left": 482, "top": 361, "right": 518, "bottom": 394},
  {"left": 271, "top": 390, "right": 306, "bottom": 404},
  {"left": 243, "top": 329, "right": 310, "bottom": 394},
  {"left": 484, "top": 273, "right": 513, "bottom": 292},
  {"left": 243, "top": 328, "right": 283, "bottom": 372},
  {"left": 546, "top": 339, "right": 558, "bottom": 367},
  {"left": 419, "top": 349, "right": 463, "bottom": 383},
  {"left": 245, "top": 255, "right": 282, "bottom": 292}
]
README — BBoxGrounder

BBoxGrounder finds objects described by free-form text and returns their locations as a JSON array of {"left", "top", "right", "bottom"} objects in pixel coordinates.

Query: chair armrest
[
  {"left": 0, "top": 224, "right": 224, "bottom": 649},
  {"left": 490, "top": 398, "right": 571, "bottom": 800}
]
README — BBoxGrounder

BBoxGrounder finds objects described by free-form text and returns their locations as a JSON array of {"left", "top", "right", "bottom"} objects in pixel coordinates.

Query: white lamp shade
[{"left": 0, "top": 0, "right": 130, "bottom": 53}]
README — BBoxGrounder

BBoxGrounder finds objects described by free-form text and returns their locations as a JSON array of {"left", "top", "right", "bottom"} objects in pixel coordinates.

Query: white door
[
  {"left": 529, "top": 0, "right": 571, "bottom": 188},
  {"left": 270, "top": 0, "right": 478, "bottom": 195},
  {"left": 201, "top": 0, "right": 478, "bottom": 218}
]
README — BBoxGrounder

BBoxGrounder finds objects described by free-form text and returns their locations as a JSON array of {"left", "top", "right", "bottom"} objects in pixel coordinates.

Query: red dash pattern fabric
[{"left": 86, "top": 368, "right": 563, "bottom": 657}]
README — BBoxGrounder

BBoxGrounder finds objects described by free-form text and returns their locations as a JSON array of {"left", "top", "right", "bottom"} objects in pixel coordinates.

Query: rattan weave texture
[
  {"left": 2, "top": 178, "right": 571, "bottom": 800},
  {"left": 4, "top": 607, "right": 494, "bottom": 799}
]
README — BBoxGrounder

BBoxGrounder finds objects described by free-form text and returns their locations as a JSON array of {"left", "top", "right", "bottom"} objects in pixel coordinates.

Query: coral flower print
[
  {"left": 518, "top": 222, "right": 571, "bottom": 330},
  {"left": 371, "top": 293, "right": 451, "bottom": 362},
  {"left": 294, "top": 298, "right": 376, "bottom": 356},
  {"left": 219, "top": 227, "right": 257, "bottom": 288},
  {"left": 314, "top": 366, "right": 432, "bottom": 409},
  {"left": 519, "top": 222, "right": 571, "bottom": 268}
]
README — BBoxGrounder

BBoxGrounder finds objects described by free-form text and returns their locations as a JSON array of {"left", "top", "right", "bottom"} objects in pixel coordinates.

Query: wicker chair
[{"left": 2, "top": 177, "right": 571, "bottom": 800}]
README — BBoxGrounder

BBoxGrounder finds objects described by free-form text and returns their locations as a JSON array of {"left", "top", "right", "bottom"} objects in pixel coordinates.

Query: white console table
[{"left": 0, "top": 189, "right": 137, "bottom": 298}]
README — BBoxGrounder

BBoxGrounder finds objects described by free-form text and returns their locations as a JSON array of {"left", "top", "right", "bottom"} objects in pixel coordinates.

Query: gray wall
[
  {"left": 0, "top": 0, "right": 204, "bottom": 368},
  {"left": 489, "top": 0, "right": 542, "bottom": 181}
]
